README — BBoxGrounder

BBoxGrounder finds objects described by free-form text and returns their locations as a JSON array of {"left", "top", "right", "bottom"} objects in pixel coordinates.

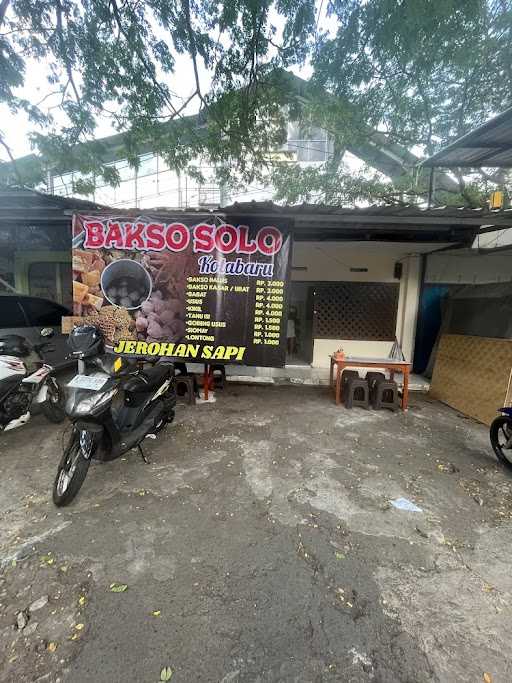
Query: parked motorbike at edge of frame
[
  {"left": 490, "top": 406, "right": 512, "bottom": 470},
  {"left": 53, "top": 325, "right": 177, "bottom": 506},
  {"left": 0, "top": 329, "right": 65, "bottom": 432}
]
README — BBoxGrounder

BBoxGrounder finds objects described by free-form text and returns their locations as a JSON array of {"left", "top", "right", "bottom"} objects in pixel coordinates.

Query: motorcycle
[
  {"left": 53, "top": 325, "right": 176, "bottom": 506},
  {"left": 490, "top": 407, "right": 512, "bottom": 470},
  {"left": 0, "top": 328, "right": 64, "bottom": 431}
]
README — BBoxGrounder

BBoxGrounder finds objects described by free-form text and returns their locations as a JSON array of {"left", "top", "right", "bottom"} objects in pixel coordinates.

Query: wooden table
[{"left": 329, "top": 355, "right": 412, "bottom": 411}]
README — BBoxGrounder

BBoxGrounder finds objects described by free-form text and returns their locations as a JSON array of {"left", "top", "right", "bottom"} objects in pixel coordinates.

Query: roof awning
[{"left": 422, "top": 107, "right": 512, "bottom": 168}]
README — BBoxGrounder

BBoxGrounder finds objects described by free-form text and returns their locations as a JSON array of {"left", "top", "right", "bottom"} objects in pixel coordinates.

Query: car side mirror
[{"left": 40, "top": 327, "right": 54, "bottom": 338}]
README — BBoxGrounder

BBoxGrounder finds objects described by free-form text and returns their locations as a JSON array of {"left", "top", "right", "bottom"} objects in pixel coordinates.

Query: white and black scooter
[
  {"left": 53, "top": 325, "right": 176, "bottom": 506},
  {"left": 0, "top": 329, "right": 64, "bottom": 431}
]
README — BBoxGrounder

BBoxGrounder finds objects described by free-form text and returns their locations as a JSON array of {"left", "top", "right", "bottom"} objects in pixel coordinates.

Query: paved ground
[{"left": 1, "top": 384, "right": 512, "bottom": 683}]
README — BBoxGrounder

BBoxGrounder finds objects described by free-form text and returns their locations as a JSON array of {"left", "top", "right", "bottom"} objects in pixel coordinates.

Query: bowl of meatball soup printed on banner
[{"left": 101, "top": 258, "right": 153, "bottom": 310}]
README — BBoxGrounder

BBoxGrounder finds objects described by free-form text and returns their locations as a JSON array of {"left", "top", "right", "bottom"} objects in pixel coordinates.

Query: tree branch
[
  {"left": 453, "top": 168, "right": 478, "bottom": 207},
  {"left": 55, "top": 0, "right": 80, "bottom": 102},
  {"left": 180, "top": 0, "right": 204, "bottom": 106},
  {"left": 0, "top": 0, "right": 10, "bottom": 29},
  {"left": 0, "top": 131, "right": 23, "bottom": 185},
  {"left": 479, "top": 168, "right": 507, "bottom": 185},
  {"left": 179, "top": 0, "right": 267, "bottom": 172},
  {"left": 110, "top": 0, "right": 194, "bottom": 120}
]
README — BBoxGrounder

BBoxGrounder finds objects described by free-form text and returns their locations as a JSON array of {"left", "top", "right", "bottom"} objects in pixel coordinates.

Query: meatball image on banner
[{"left": 66, "top": 213, "right": 292, "bottom": 367}]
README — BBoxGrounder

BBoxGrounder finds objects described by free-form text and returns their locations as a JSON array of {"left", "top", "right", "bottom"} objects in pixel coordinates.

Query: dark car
[{"left": 0, "top": 295, "right": 73, "bottom": 369}]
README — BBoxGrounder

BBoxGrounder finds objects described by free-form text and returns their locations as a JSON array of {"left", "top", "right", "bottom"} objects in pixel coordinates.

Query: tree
[
  {"left": 2, "top": 1, "right": 511, "bottom": 207},
  {"left": 0, "top": 0, "right": 315, "bottom": 190},
  {"left": 272, "top": 0, "right": 512, "bottom": 207}
]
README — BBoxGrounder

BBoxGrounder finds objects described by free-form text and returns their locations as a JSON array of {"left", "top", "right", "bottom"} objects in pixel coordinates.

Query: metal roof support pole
[{"left": 428, "top": 166, "right": 436, "bottom": 208}]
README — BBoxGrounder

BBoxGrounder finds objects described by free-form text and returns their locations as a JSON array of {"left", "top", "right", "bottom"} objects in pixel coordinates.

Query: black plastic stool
[
  {"left": 341, "top": 370, "right": 360, "bottom": 401},
  {"left": 175, "top": 375, "right": 196, "bottom": 405},
  {"left": 211, "top": 364, "right": 226, "bottom": 390},
  {"left": 372, "top": 378, "right": 399, "bottom": 411},
  {"left": 345, "top": 377, "right": 369, "bottom": 409},
  {"left": 366, "top": 371, "right": 386, "bottom": 392}
]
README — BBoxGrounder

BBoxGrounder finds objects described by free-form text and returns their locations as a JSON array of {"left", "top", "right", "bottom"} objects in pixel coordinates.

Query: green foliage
[
  {"left": 1, "top": 0, "right": 511, "bottom": 207},
  {"left": 270, "top": 162, "right": 491, "bottom": 207},
  {"left": 313, "top": 0, "right": 509, "bottom": 150},
  {"left": 0, "top": 0, "right": 315, "bottom": 187},
  {"left": 287, "top": 0, "right": 512, "bottom": 206}
]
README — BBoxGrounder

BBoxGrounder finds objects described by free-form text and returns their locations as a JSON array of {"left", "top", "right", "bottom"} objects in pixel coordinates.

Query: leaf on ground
[
  {"left": 47, "top": 642, "right": 58, "bottom": 652},
  {"left": 335, "top": 552, "right": 345, "bottom": 560},
  {"left": 110, "top": 583, "right": 128, "bottom": 593},
  {"left": 160, "top": 666, "right": 173, "bottom": 681},
  {"left": 74, "top": 623, "right": 85, "bottom": 631},
  {"left": 151, "top": 610, "right": 161, "bottom": 617},
  {"left": 483, "top": 673, "right": 492, "bottom": 683},
  {"left": 78, "top": 595, "right": 86, "bottom": 606}
]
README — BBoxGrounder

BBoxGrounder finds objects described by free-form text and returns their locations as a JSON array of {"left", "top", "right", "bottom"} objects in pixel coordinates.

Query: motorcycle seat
[{"left": 123, "top": 365, "right": 171, "bottom": 394}]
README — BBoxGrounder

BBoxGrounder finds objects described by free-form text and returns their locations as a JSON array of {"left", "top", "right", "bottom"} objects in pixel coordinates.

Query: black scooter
[
  {"left": 53, "top": 325, "right": 176, "bottom": 506},
  {"left": 490, "top": 407, "right": 512, "bottom": 470}
]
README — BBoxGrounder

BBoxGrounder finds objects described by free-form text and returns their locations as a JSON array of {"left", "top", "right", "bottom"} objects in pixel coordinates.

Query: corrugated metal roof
[
  {"left": 4, "top": 190, "right": 512, "bottom": 244},
  {"left": 220, "top": 200, "right": 512, "bottom": 225},
  {"left": 218, "top": 200, "right": 512, "bottom": 245},
  {"left": 422, "top": 107, "right": 512, "bottom": 168},
  {"left": 0, "top": 187, "right": 110, "bottom": 222}
]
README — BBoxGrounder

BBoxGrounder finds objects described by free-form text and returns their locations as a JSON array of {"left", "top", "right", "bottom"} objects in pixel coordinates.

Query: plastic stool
[
  {"left": 366, "top": 371, "right": 386, "bottom": 392},
  {"left": 372, "top": 378, "right": 399, "bottom": 411},
  {"left": 211, "top": 364, "right": 226, "bottom": 390},
  {"left": 341, "top": 370, "right": 360, "bottom": 401},
  {"left": 345, "top": 377, "right": 369, "bottom": 409},
  {"left": 175, "top": 375, "right": 196, "bottom": 405}
]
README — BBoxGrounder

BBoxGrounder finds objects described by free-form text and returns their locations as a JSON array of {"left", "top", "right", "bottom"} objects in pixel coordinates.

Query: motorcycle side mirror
[{"left": 40, "top": 327, "right": 54, "bottom": 338}]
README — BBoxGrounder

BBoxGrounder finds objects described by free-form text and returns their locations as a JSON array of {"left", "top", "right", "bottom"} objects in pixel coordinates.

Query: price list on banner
[{"left": 253, "top": 280, "right": 285, "bottom": 346}]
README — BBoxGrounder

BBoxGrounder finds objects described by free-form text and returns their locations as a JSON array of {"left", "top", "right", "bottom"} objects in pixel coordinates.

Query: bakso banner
[{"left": 66, "top": 214, "right": 292, "bottom": 367}]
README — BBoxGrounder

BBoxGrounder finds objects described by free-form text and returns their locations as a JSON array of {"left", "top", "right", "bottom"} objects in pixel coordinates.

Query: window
[
  {"left": 314, "top": 283, "right": 400, "bottom": 340},
  {"left": 28, "top": 262, "right": 59, "bottom": 302},
  {"left": 28, "top": 261, "right": 72, "bottom": 308},
  {"left": 20, "top": 298, "right": 69, "bottom": 327},
  {"left": 286, "top": 123, "right": 330, "bottom": 162},
  {"left": 137, "top": 153, "right": 158, "bottom": 177},
  {"left": 0, "top": 297, "right": 28, "bottom": 328}
]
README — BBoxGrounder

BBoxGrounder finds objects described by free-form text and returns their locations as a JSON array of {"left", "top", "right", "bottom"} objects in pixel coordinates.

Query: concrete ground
[{"left": 1, "top": 385, "right": 512, "bottom": 683}]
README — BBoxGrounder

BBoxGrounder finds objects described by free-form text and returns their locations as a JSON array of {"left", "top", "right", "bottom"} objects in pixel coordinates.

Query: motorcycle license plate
[{"left": 68, "top": 374, "right": 107, "bottom": 391}]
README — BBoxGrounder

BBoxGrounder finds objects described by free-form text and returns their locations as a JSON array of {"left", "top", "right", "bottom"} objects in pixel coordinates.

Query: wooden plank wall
[{"left": 430, "top": 334, "right": 512, "bottom": 425}]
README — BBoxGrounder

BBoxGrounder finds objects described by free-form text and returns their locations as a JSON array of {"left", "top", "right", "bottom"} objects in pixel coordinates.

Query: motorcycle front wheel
[
  {"left": 42, "top": 377, "right": 65, "bottom": 424},
  {"left": 53, "top": 433, "right": 91, "bottom": 506},
  {"left": 490, "top": 416, "right": 512, "bottom": 470}
]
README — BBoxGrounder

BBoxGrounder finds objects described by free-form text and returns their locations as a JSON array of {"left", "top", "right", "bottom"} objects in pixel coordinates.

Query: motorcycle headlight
[{"left": 74, "top": 388, "right": 117, "bottom": 416}]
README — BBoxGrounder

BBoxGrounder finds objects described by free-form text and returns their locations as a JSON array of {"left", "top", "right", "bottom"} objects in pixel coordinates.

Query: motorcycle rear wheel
[
  {"left": 53, "top": 436, "right": 91, "bottom": 506},
  {"left": 490, "top": 416, "right": 512, "bottom": 470}
]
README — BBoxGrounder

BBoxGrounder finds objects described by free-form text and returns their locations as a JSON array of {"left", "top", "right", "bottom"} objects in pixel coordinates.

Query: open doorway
[{"left": 286, "top": 282, "right": 314, "bottom": 365}]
